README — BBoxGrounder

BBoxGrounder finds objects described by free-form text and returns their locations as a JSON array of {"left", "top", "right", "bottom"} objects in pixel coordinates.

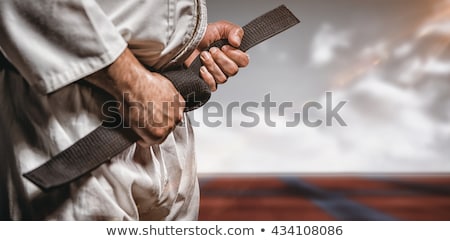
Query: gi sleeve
[{"left": 0, "top": 0, "right": 127, "bottom": 94}]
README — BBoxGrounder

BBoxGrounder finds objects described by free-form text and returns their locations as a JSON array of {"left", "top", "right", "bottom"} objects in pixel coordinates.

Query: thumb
[{"left": 206, "top": 21, "right": 244, "bottom": 48}]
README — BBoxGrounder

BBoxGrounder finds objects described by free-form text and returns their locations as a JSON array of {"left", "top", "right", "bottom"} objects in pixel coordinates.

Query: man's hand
[
  {"left": 185, "top": 21, "right": 250, "bottom": 91},
  {"left": 86, "top": 49, "right": 185, "bottom": 147}
]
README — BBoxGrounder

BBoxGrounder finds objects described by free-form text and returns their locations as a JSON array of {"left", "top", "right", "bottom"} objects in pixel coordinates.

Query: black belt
[{"left": 23, "top": 5, "right": 300, "bottom": 191}]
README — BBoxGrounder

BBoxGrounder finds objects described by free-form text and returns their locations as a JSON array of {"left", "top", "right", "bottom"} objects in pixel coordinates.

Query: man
[{"left": 0, "top": 0, "right": 248, "bottom": 220}]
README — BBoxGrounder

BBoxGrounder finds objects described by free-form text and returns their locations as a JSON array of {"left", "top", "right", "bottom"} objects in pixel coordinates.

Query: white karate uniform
[{"left": 0, "top": 0, "right": 207, "bottom": 220}]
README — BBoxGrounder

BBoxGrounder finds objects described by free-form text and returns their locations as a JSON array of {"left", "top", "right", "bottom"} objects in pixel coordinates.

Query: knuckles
[
  {"left": 240, "top": 54, "right": 250, "bottom": 67},
  {"left": 151, "top": 126, "right": 173, "bottom": 144},
  {"left": 227, "top": 65, "right": 239, "bottom": 77}
]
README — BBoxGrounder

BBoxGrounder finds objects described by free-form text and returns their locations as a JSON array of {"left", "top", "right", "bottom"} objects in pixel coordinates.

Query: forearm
[{"left": 85, "top": 48, "right": 148, "bottom": 100}]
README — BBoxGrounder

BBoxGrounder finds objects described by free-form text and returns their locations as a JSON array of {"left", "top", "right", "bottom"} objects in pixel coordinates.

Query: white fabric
[{"left": 0, "top": 0, "right": 207, "bottom": 220}]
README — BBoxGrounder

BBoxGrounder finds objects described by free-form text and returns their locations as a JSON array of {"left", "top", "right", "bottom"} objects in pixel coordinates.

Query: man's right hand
[{"left": 86, "top": 48, "right": 185, "bottom": 147}]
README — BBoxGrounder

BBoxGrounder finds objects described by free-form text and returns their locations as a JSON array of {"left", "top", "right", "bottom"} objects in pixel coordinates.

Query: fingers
[
  {"left": 200, "top": 49, "right": 228, "bottom": 84},
  {"left": 221, "top": 45, "right": 250, "bottom": 68},
  {"left": 211, "top": 47, "right": 239, "bottom": 77},
  {"left": 224, "top": 23, "right": 244, "bottom": 48},
  {"left": 199, "top": 45, "right": 250, "bottom": 91},
  {"left": 214, "top": 21, "right": 244, "bottom": 48},
  {"left": 200, "top": 66, "right": 217, "bottom": 91},
  {"left": 200, "top": 21, "right": 244, "bottom": 49},
  {"left": 135, "top": 107, "right": 184, "bottom": 147},
  {"left": 195, "top": 21, "right": 249, "bottom": 92}
]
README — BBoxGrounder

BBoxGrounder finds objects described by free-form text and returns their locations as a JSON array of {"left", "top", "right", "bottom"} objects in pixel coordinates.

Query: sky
[{"left": 191, "top": 0, "right": 450, "bottom": 174}]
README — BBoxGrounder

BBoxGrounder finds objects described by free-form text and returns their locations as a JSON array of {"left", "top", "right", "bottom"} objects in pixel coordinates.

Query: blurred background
[{"left": 192, "top": 0, "right": 450, "bottom": 220}]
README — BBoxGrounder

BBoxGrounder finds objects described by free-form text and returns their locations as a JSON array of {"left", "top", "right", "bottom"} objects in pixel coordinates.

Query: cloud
[
  {"left": 393, "top": 43, "right": 415, "bottom": 58},
  {"left": 310, "top": 24, "right": 352, "bottom": 66},
  {"left": 195, "top": 73, "right": 450, "bottom": 173},
  {"left": 418, "top": 18, "right": 450, "bottom": 37},
  {"left": 423, "top": 58, "right": 450, "bottom": 74},
  {"left": 194, "top": 0, "right": 450, "bottom": 174}
]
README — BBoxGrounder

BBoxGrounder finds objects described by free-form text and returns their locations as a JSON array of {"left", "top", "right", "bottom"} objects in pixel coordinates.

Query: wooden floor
[{"left": 198, "top": 176, "right": 450, "bottom": 221}]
